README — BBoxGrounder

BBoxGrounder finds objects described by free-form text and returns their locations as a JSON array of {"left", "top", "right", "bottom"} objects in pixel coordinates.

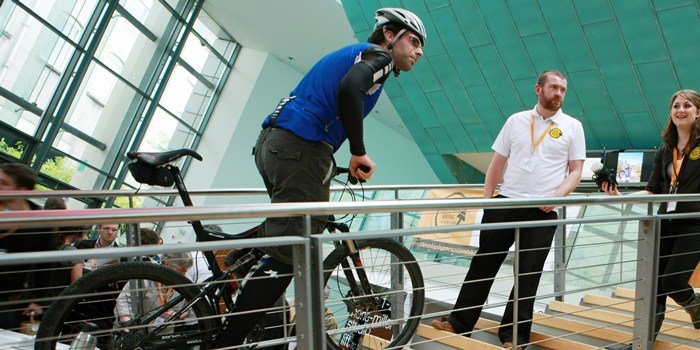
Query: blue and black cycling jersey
[{"left": 262, "top": 42, "right": 394, "bottom": 156}]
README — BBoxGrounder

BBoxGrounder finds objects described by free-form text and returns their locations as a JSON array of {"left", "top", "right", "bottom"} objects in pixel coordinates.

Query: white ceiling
[
  {"left": 203, "top": 0, "right": 355, "bottom": 73},
  {"left": 202, "top": 0, "right": 413, "bottom": 139}
]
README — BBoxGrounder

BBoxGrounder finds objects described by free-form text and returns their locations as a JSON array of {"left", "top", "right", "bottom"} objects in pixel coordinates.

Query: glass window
[
  {"left": 193, "top": 10, "right": 236, "bottom": 58},
  {"left": 55, "top": 61, "right": 140, "bottom": 171},
  {"left": 0, "top": 6, "right": 83, "bottom": 135},
  {"left": 95, "top": 1, "right": 174, "bottom": 90},
  {"left": 0, "top": 1, "right": 237, "bottom": 200},
  {"left": 119, "top": 0, "right": 153, "bottom": 23},
  {"left": 139, "top": 107, "right": 197, "bottom": 152},
  {"left": 180, "top": 82, "right": 212, "bottom": 131},
  {"left": 159, "top": 63, "right": 198, "bottom": 121},
  {"left": 20, "top": 1, "right": 97, "bottom": 40},
  {"left": 180, "top": 32, "right": 230, "bottom": 85}
]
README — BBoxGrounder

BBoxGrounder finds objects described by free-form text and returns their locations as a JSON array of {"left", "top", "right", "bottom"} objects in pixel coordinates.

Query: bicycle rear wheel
[
  {"left": 323, "top": 238, "right": 424, "bottom": 349},
  {"left": 35, "top": 261, "right": 218, "bottom": 350}
]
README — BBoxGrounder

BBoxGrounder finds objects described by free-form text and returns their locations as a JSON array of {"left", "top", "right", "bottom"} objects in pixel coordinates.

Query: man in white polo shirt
[{"left": 432, "top": 70, "right": 586, "bottom": 348}]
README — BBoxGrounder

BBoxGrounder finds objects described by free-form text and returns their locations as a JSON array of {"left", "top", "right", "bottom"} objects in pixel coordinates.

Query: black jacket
[
  {"left": 0, "top": 201, "right": 58, "bottom": 296},
  {"left": 645, "top": 143, "right": 700, "bottom": 214}
]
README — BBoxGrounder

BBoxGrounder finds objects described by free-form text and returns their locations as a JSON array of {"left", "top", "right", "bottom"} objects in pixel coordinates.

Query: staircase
[{"left": 411, "top": 288, "right": 700, "bottom": 349}]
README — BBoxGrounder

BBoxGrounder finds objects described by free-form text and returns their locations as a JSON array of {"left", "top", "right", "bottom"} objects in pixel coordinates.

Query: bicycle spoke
[{"left": 323, "top": 239, "right": 424, "bottom": 349}]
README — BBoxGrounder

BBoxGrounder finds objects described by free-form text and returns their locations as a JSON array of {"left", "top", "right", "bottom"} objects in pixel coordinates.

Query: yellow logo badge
[
  {"left": 689, "top": 147, "right": 700, "bottom": 160},
  {"left": 549, "top": 128, "right": 562, "bottom": 138}
]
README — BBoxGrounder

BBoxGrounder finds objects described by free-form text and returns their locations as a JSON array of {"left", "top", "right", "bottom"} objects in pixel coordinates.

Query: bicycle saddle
[{"left": 127, "top": 149, "right": 202, "bottom": 167}]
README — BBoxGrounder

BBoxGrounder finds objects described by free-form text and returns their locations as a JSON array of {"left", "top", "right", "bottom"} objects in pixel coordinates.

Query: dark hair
[
  {"left": 44, "top": 198, "right": 67, "bottom": 210},
  {"left": 536, "top": 70, "right": 566, "bottom": 87},
  {"left": 0, "top": 163, "right": 36, "bottom": 190},
  {"left": 661, "top": 89, "right": 700, "bottom": 154},
  {"left": 140, "top": 228, "right": 160, "bottom": 245},
  {"left": 367, "top": 23, "right": 404, "bottom": 45},
  {"left": 60, "top": 225, "right": 89, "bottom": 243}
]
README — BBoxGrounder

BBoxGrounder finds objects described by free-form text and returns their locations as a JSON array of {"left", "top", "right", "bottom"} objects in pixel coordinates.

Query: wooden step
[
  {"left": 475, "top": 317, "right": 597, "bottom": 350},
  {"left": 614, "top": 287, "right": 680, "bottom": 307},
  {"left": 614, "top": 287, "right": 700, "bottom": 308},
  {"left": 584, "top": 294, "right": 691, "bottom": 324},
  {"left": 417, "top": 324, "right": 501, "bottom": 349},
  {"left": 548, "top": 300, "right": 700, "bottom": 341},
  {"left": 534, "top": 312, "right": 697, "bottom": 350}
]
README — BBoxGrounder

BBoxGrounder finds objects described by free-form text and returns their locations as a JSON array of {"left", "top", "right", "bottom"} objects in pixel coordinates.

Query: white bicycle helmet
[{"left": 374, "top": 8, "right": 426, "bottom": 46}]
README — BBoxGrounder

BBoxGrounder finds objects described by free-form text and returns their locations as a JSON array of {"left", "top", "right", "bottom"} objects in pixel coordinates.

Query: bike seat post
[
  {"left": 168, "top": 165, "right": 223, "bottom": 276},
  {"left": 169, "top": 166, "right": 195, "bottom": 207}
]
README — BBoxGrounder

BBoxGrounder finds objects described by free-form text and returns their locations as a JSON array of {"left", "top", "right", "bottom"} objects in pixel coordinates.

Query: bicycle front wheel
[
  {"left": 323, "top": 238, "right": 424, "bottom": 349},
  {"left": 35, "top": 261, "right": 218, "bottom": 350}
]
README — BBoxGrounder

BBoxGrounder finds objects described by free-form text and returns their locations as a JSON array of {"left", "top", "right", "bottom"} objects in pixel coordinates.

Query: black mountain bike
[{"left": 35, "top": 149, "right": 424, "bottom": 349}]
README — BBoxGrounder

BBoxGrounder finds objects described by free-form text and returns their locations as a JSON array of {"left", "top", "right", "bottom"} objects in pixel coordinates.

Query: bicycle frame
[
  {"left": 127, "top": 152, "right": 420, "bottom": 349},
  {"left": 165, "top": 160, "right": 378, "bottom": 308},
  {"left": 36, "top": 151, "right": 423, "bottom": 350},
  {"left": 167, "top": 164, "right": 224, "bottom": 277}
]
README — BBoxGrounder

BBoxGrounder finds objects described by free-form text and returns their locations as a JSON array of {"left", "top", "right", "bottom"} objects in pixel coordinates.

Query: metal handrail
[
  {"left": 0, "top": 192, "right": 696, "bottom": 230},
  {"left": 0, "top": 190, "right": 695, "bottom": 350}
]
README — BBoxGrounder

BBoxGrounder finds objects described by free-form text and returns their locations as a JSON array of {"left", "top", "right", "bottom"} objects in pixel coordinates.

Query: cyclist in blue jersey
[{"left": 215, "top": 7, "right": 427, "bottom": 348}]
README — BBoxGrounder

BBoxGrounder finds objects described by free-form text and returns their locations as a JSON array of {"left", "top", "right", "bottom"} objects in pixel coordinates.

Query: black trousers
[
  {"left": 657, "top": 219, "right": 700, "bottom": 305},
  {"left": 216, "top": 257, "right": 294, "bottom": 347},
  {"left": 215, "top": 127, "right": 333, "bottom": 347},
  {"left": 448, "top": 204, "right": 557, "bottom": 345},
  {"left": 253, "top": 127, "right": 334, "bottom": 265}
]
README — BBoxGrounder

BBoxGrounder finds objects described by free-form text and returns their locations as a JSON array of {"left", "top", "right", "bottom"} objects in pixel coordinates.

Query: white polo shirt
[{"left": 493, "top": 106, "right": 586, "bottom": 198}]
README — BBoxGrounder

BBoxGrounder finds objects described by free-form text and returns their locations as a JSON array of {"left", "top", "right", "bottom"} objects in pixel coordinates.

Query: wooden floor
[{"left": 417, "top": 289, "right": 700, "bottom": 349}]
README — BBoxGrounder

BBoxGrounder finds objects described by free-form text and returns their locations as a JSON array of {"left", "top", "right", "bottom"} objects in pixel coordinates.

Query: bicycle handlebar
[
  {"left": 336, "top": 165, "right": 370, "bottom": 185},
  {"left": 326, "top": 220, "right": 350, "bottom": 233}
]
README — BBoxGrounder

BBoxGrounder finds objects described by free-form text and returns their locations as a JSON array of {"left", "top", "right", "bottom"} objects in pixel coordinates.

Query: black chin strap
[
  {"left": 384, "top": 27, "right": 406, "bottom": 77},
  {"left": 384, "top": 27, "right": 407, "bottom": 50}
]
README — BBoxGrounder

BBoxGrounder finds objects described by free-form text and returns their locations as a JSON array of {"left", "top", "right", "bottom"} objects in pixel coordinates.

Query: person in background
[
  {"left": 75, "top": 223, "right": 121, "bottom": 271},
  {"left": 43, "top": 198, "right": 86, "bottom": 289},
  {"left": 186, "top": 224, "right": 217, "bottom": 284},
  {"left": 215, "top": 8, "right": 427, "bottom": 347},
  {"left": 139, "top": 227, "right": 162, "bottom": 263},
  {"left": 432, "top": 70, "right": 586, "bottom": 349},
  {"left": 43, "top": 197, "right": 66, "bottom": 210},
  {"left": 0, "top": 163, "right": 59, "bottom": 330},
  {"left": 48, "top": 225, "right": 89, "bottom": 294},
  {"left": 602, "top": 90, "right": 700, "bottom": 350},
  {"left": 114, "top": 252, "right": 194, "bottom": 333}
]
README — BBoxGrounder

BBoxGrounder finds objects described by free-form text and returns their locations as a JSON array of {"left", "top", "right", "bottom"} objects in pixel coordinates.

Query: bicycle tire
[
  {"left": 322, "top": 238, "right": 424, "bottom": 349},
  {"left": 35, "top": 261, "right": 218, "bottom": 350}
]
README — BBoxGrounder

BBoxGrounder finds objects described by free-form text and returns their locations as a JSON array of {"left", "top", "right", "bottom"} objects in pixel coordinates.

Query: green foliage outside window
[
  {"left": 1, "top": 138, "right": 150, "bottom": 208},
  {"left": 39, "top": 156, "right": 75, "bottom": 185},
  {"left": 0, "top": 138, "right": 23, "bottom": 159},
  {"left": 0, "top": 138, "right": 74, "bottom": 189},
  {"left": 114, "top": 194, "right": 144, "bottom": 209}
]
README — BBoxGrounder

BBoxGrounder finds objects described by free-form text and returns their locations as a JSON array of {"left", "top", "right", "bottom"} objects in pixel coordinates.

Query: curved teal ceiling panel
[
  {"left": 613, "top": 2, "right": 667, "bottom": 64},
  {"left": 341, "top": 0, "right": 700, "bottom": 183}
]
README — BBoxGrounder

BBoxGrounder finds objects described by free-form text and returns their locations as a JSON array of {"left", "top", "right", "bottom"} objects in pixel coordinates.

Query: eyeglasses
[{"left": 407, "top": 34, "right": 422, "bottom": 48}]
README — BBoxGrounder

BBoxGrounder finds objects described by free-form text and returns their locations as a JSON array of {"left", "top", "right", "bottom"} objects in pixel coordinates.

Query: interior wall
[{"left": 182, "top": 46, "right": 282, "bottom": 206}]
